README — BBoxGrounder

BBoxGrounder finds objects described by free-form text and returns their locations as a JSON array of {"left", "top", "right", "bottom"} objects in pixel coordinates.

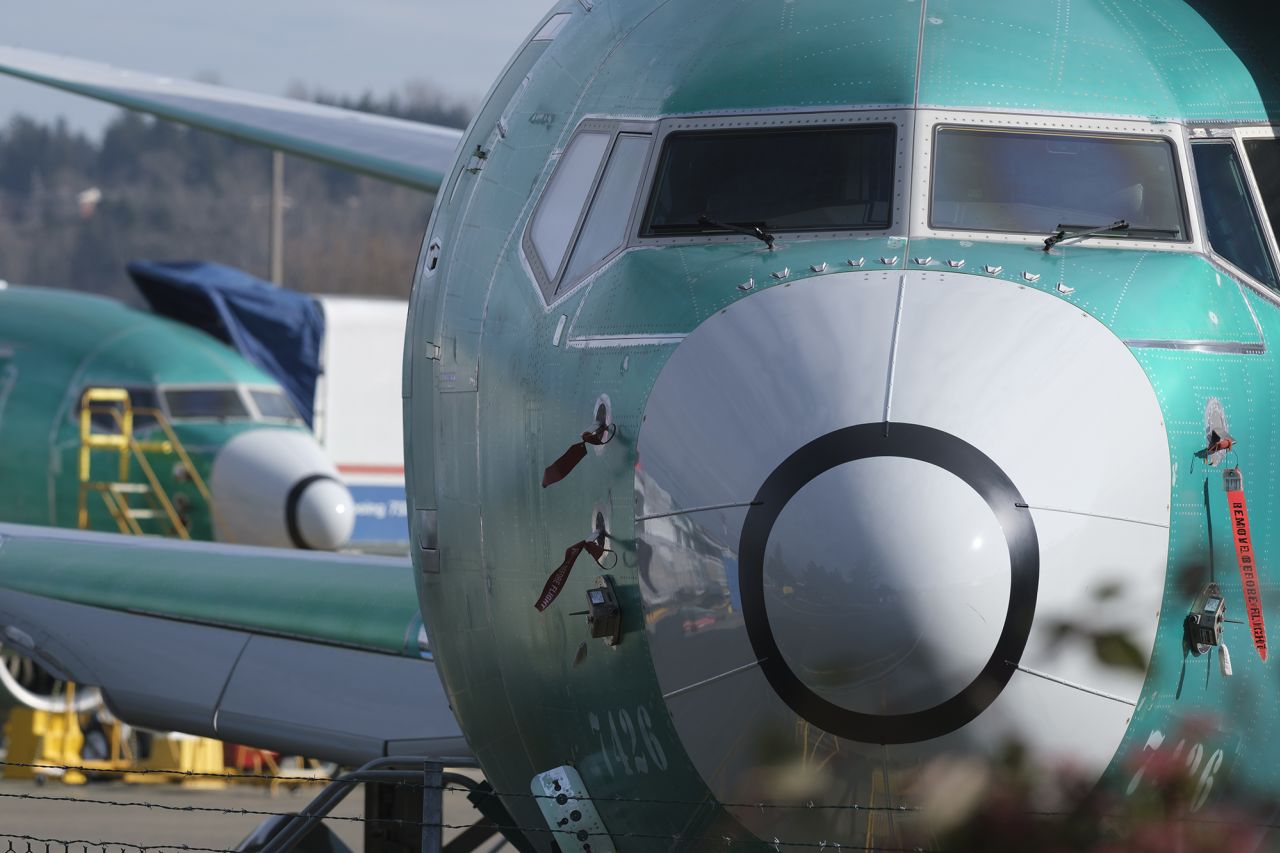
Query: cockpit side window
[
  {"left": 560, "top": 134, "right": 651, "bottom": 289},
  {"left": 641, "top": 125, "right": 896, "bottom": 236},
  {"left": 1244, "top": 139, "right": 1280, "bottom": 251},
  {"left": 1192, "top": 142, "right": 1279, "bottom": 288},
  {"left": 526, "top": 125, "right": 654, "bottom": 302},
  {"left": 930, "top": 128, "right": 1187, "bottom": 241},
  {"left": 529, "top": 131, "right": 611, "bottom": 290}
]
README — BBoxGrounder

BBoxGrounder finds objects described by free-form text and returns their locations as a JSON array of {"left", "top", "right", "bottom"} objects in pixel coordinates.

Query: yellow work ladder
[{"left": 76, "top": 386, "right": 213, "bottom": 539}]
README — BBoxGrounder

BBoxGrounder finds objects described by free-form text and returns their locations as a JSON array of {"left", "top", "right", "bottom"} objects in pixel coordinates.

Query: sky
[{"left": 0, "top": 0, "right": 551, "bottom": 135}]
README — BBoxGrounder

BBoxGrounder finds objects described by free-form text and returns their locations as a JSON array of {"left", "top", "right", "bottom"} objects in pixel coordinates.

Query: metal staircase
[{"left": 76, "top": 386, "right": 213, "bottom": 539}]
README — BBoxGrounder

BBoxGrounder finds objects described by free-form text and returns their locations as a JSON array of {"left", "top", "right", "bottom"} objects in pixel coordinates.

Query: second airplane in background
[{"left": 0, "top": 281, "right": 354, "bottom": 551}]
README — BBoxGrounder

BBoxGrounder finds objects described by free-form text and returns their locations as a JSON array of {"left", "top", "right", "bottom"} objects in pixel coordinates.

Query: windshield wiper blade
[
  {"left": 1044, "top": 220, "right": 1128, "bottom": 252},
  {"left": 697, "top": 215, "right": 776, "bottom": 251}
]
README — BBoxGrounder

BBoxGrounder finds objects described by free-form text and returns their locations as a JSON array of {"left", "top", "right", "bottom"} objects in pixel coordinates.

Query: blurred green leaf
[{"left": 1092, "top": 632, "right": 1148, "bottom": 671}]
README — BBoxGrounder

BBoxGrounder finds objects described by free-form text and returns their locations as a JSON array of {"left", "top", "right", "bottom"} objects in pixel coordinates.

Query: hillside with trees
[{"left": 0, "top": 85, "right": 470, "bottom": 302}]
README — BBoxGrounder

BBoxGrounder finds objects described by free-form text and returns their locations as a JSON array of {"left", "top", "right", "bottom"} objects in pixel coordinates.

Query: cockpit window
[
  {"left": 163, "top": 387, "right": 249, "bottom": 420},
  {"left": 1244, "top": 139, "right": 1280, "bottom": 248},
  {"left": 80, "top": 387, "right": 160, "bottom": 433},
  {"left": 249, "top": 388, "right": 301, "bottom": 422},
  {"left": 931, "top": 128, "right": 1186, "bottom": 241},
  {"left": 642, "top": 125, "right": 896, "bottom": 236},
  {"left": 526, "top": 126, "right": 654, "bottom": 301},
  {"left": 529, "top": 131, "right": 612, "bottom": 286},
  {"left": 1192, "top": 142, "right": 1278, "bottom": 288},
  {"left": 561, "top": 134, "right": 651, "bottom": 287}
]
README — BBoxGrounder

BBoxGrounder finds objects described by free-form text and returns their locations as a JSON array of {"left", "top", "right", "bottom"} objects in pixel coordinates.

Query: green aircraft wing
[
  {"left": 0, "top": 46, "right": 463, "bottom": 192},
  {"left": 0, "top": 524, "right": 469, "bottom": 766}
]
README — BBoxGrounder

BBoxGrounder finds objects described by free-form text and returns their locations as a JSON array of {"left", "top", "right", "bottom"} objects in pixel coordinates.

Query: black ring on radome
[
  {"left": 285, "top": 474, "right": 339, "bottom": 550},
  {"left": 737, "top": 422, "right": 1039, "bottom": 745}
]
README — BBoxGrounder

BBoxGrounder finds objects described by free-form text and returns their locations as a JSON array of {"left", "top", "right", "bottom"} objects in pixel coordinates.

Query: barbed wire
[
  {"left": 0, "top": 790, "right": 425, "bottom": 826},
  {"left": 0, "top": 790, "right": 934, "bottom": 853},
  {"left": 2, "top": 835, "right": 236, "bottom": 853},
  {"left": 2, "top": 809, "right": 931, "bottom": 850},
  {"left": 12, "top": 760, "right": 1279, "bottom": 851},
  {"left": 0, "top": 830, "right": 929, "bottom": 853},
  {"left": 10, "top": 769, "right": 1280, "bottom": 852}
]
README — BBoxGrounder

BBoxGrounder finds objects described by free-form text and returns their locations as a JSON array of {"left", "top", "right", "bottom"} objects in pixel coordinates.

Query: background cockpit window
[
  {"left": 931, "top": 128, "right": 1186, "bottom": 240},
  {"left": 642, "top": 125, "right": 896, "bottom": 236},
  {"left": 80, "top": 386, "right": 160, "bottom": 433},
  {"left": 249, "top": 388, "right": 302, "bottom": 422},
  {"left": 163, "top": 387, "right": 250, "bottom": 420},
  {"left": 1192, "top": 142, "right": 1278, "bottom": 288}
]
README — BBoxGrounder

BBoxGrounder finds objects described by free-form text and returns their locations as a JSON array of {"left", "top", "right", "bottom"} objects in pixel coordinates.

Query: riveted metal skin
[{"left": 395, "top": 2, "right": 1280, "bottom": 850}]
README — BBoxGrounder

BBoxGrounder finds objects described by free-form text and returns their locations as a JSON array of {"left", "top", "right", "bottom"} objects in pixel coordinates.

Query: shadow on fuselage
[{"left": 1185, "top": 1, "right": 1280, "bottom": 124}]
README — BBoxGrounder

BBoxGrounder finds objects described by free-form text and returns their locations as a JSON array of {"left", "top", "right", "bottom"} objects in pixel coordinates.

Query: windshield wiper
[
  {"left": 697, "top": 215, "right": 777, "bottom": 251},
  {"left": 1044, "top": 220, "right": 1130, "bottom": 252}
]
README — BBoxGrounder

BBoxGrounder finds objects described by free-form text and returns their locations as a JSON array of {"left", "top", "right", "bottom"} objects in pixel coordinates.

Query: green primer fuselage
[{"left": 404, "top": 1, "right": 1280, "bottom": 848}]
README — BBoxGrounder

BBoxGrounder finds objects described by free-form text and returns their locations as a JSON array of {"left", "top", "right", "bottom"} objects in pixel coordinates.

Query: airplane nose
[
  {"left": 740, "top": 426, "right": 1023, "bottom": 738},
  {"left": 287, "top": 475, "right": 355, "bottom": 551},
  {"left": 635, "top": 269, "right": 1171, "bottom": 844},
  {"left": 209, "top": 429, "right": 354, "bottom": 550}
]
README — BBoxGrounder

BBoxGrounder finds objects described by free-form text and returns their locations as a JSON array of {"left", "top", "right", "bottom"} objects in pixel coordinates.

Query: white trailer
[{"left": 312, "top": 296, "right": 408, "bottom": 552}]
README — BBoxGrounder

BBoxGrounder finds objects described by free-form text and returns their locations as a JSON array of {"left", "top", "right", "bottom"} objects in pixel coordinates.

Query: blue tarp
[{"left": 127, "top": 261, "right": 324, "bottom": 427}]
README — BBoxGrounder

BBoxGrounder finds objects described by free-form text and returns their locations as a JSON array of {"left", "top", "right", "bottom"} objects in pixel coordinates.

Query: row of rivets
[
  {"left": 767, "top": 256, "right": 899, "bottom": 285},
  {"left": 734, "top": 257, "right": 1068, "bottom": 294}
]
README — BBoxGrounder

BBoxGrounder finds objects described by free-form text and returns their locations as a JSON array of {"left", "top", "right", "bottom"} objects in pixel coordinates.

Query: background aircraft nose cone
[
  {"left": 760, "top": 454, "right": 1010, "bottom": 717},
  {"left": 288, "top": 476, "right": 355, "bottom": 551},
  {"left": 210, "top": 428, "right": 352, "bottom": 550}
]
